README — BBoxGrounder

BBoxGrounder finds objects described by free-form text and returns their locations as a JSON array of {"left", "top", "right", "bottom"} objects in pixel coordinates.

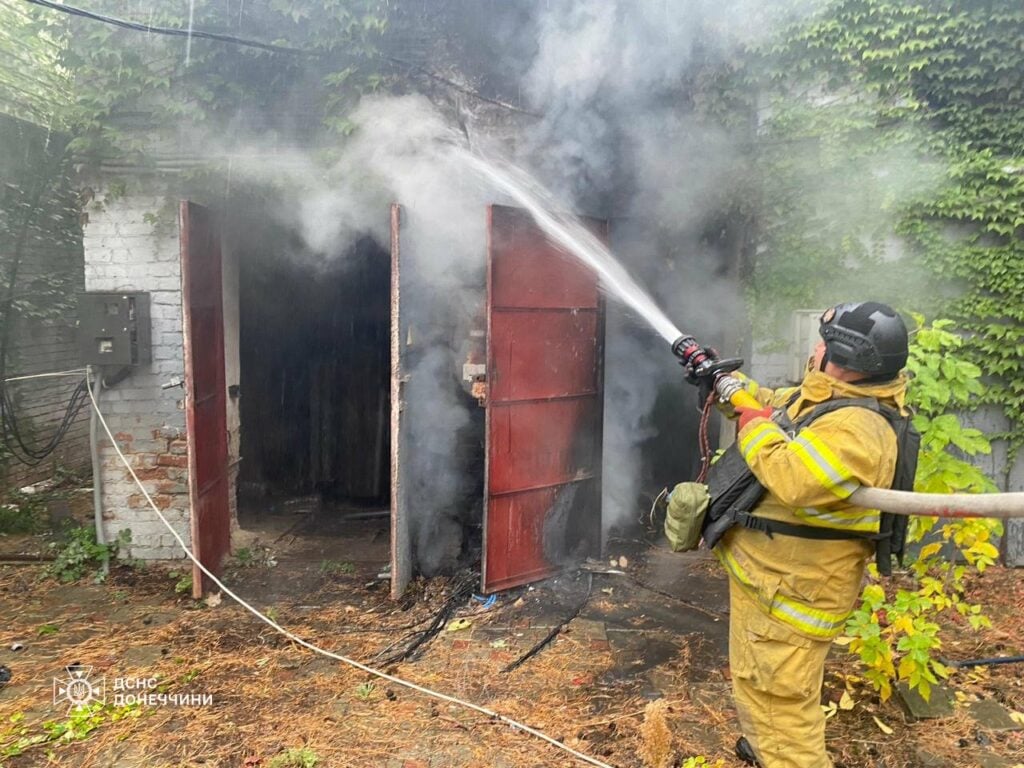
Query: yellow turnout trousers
[{"left": 729, "top": 582, "right": 834, "bottom": 768}]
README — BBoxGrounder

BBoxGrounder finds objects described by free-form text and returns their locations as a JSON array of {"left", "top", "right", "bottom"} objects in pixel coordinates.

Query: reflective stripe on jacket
[{"left": 716, "top": 369, "right": 909, "bottom": 640}]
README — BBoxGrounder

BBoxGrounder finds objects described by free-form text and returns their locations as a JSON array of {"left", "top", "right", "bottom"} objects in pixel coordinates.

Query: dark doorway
[{"left": 238, "top": 233, "right": 391, "bottom": 513}]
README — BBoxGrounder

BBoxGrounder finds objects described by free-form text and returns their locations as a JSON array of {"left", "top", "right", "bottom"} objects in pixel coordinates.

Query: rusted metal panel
[
  {"left": 489, "top": 312, "right": 599, "bottom": 402},
  {"left": 389, "top": 203, "right": 413, "bottom": 599},
  {"left": 180, "top": 201, "right": 230, "bottom": 598},
  {"left": 482, "top": 204, "right": 606, "bottom": 594}
]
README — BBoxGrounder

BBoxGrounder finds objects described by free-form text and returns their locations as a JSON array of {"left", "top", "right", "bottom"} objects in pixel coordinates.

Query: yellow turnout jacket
[{"left": 716, "top": 369, "right": 909, "bottom": 640}]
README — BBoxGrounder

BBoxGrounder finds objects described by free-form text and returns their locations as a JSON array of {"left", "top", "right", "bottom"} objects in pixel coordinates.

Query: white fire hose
[{"left": 851, "top": 487, "right": 1024, "bottom": 519}]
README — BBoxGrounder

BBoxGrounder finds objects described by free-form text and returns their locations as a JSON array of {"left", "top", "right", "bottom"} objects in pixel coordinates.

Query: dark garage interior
[{"left": 237, "top": 231, "right": 391, "bottom": 514}]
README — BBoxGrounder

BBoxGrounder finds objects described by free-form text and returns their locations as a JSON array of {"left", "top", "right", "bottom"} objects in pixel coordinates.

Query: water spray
[{"left": 461, "top": 150, "right": 1024, "bottom": 520}]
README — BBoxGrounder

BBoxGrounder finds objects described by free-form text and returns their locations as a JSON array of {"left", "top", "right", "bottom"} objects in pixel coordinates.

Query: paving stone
[
  {"left": 968, "top": 699, "right": 1024, "bottom": 731},
  {"left": 121, "top": 644, "right": 164, "bottom": 668},
  {"left": 915, "top": 749, "right": 947, "bottom": 767},
  {"left": 895, "top": 681, "right": 954, "bottom": 720},
  {"left": 568, "top": 618, "right": 607, "bottom": 640},
  {"left": 971, "top": 751, "right": 1014, "bottom": 768}
]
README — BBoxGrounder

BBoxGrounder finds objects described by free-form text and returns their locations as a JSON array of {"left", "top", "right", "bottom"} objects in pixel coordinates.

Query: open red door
[
  {"left": 180, "top": 201, "right": 230, "bottom": 598},
  {"left": 482, "top": 205, "right": 606, "bottom": 593}
]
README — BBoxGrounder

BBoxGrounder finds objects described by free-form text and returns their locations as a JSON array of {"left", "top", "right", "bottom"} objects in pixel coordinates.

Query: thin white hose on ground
[{"left": 85, "top": 376, "right": 616, "bottom": 768}]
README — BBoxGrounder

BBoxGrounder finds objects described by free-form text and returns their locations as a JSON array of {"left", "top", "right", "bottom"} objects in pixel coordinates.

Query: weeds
[
  {"left": 0, "top": 492, "right": 46, "bottom": 534},
  {"left": 47, "top": 526, "right": 129, "bottom": 583},
  {"left": 319, "top": 560, "right": 355, "bottom": 575},
  {"left": 168, "top": 571, "right": 193, "bottom": 595},
  {"left": 354, "top": 682, "right": 375, "bottom": 701},
  {"left": 268, "top": 747, "right": 318, "bottom": 768},
  {"left": 1, "top": 702, "right": 143, "bottom": 759}
]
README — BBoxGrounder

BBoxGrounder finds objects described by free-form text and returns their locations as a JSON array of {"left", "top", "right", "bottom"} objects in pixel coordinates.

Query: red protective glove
[{"left": 736, "top": 405, "right": 774, "bottom": 430}]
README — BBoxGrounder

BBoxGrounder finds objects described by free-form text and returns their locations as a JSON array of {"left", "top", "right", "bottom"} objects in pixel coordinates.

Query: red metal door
[
  {"left": 483, "top": 205, "right": 605, "bottom": 593},
  {"left": 180, "top": 201, "right": 230, "bottom": 598}
]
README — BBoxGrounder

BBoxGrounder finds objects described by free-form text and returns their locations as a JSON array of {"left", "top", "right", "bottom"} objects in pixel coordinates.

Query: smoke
[
  {"left": 204, "top": 0, "right": 943, "bottom": 570},
  {"left": 513, "top": 0, "right": 943, "bottom": 533},
  {"left": 515, "top": 0, "right": 785, "bottom": 532}
]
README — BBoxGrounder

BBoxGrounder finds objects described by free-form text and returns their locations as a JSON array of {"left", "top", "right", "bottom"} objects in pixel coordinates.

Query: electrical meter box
[{"left": 78, "top": 292, "right": 152, "bottom": 366}]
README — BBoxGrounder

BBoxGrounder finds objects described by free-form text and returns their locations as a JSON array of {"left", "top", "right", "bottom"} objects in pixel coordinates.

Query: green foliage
[
  {"left": 233, "top": 547, "right": 255, "bottom": 567},
  {"left": 169, "top": 571, "right": 193, "bottom": 595},
  {"left": 269, "top": 747, "right": 319, "bottom": 768},
  {"left": 844, "top": 318, "right": 1000, "bottom": 702},
  {"left": 47, "top": 525, "right": 129, "bottom": 583},
  {"left": 353, "top": 681, "right": 375, "bottom": 700},
  {"left": 0, "top": 490, "right": 47, "bottom": 534},
  {"left": 745, "top": 0, "right": 1024, "bottom": 454},
  {"left": 0, "top": 0, "right": 72, "bottom": 126},
  {"left": 319, "top": 559, "right": 355, "bottom": 575},
  {"left": 1, "top": 701, "right": 142, "bottom": 758},
  {"left": 19, "top": 0, "right": 393, "bottom": 167}
]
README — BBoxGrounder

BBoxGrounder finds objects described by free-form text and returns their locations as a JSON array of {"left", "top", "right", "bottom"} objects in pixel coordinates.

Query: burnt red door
[
  {"left": 180, "top": 201, "right": 230, "bottom": 598},
  {"left": 482, "top": 205, "right": 605, "bottom": 593}
]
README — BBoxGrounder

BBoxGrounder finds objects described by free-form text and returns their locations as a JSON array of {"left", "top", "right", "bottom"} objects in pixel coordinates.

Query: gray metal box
[{"left": 77, "top": 292, "right": 152, "bottom": 366}]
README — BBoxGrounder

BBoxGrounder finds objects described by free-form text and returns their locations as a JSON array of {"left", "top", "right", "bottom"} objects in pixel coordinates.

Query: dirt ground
[{"left": 0, "top": 519, "right": 1022, "bottom": 768}]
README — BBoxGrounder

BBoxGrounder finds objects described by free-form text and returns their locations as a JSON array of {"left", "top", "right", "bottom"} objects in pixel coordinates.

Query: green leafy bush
[
  {"left": 47, "top": 525, "right": 130, "bottom": 584},
  {"left": 844, "top": 318, "right": 1000, "bottom": 702}
]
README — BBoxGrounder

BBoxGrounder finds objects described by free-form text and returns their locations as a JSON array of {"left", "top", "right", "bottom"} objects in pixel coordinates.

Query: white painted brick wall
[{"left": 83, "top": 191, "right": 190, "bottom": 560}]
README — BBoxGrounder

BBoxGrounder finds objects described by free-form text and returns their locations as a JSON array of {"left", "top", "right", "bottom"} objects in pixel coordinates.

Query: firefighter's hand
[{"left": 736, "top": 405, "right": 773, "bottom": 430}]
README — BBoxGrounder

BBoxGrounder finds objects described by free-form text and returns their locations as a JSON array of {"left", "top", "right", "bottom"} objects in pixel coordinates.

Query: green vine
[{"left": 743, "top": 0, "right": 1024, "bottom": 458}]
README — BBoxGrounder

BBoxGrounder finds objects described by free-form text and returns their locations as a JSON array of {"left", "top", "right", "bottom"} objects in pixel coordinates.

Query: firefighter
[{"left": 719, "top": 302, "right": 911, "bottom": 768}]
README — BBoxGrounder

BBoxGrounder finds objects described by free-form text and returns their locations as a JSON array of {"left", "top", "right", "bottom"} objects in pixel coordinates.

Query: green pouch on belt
[{"left": 663, "top": 482, "right": 710, "bottom": 552}]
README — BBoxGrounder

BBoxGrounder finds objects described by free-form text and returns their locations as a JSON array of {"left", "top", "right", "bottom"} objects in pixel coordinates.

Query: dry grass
[
  {"left": 0, "top": 561, "right": 1020, "bottom": 768},
  {"left": 637, "top": 699, "right": 673, "bottom": 768}
]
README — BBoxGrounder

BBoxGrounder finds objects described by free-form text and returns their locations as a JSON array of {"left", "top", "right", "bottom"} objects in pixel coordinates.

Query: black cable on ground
[
  {"left": 502, "top": 573, "right": 593, "bottom": 674},
  {"left": 375, "top": 572, "right": 477, "bottom": 666},
  {"left": 945, "top": 655, "right": 1024, "bottom": 669}
]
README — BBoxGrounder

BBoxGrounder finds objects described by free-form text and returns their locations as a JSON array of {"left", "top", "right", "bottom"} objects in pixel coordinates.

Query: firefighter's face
[{"left": 812, "top": 339, "right": 827, "bottom": 371}]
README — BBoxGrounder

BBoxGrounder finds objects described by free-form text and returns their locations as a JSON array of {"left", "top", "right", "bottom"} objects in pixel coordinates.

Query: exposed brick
[
  {"left": 168, "top": 439, "right": 188, "bottom": 455},
  {"left": 113, "top": 432, "right": 134, "bottom": 442},
  {"left": 134, "top": 467, "right": 169, "bottom": 482},
  {"left": 156, "top": 480, "right": 188, "bottom": 495},
  {"left": 157, "top": 454, "right": 188, "bottom": 468}
]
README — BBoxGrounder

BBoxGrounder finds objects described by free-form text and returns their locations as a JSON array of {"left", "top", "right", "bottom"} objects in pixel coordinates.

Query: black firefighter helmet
[{"left": 819, "top": 302, "right": 909, "bottom": 378}]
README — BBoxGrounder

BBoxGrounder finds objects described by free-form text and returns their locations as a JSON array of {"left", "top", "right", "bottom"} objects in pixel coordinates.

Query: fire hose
[{"left": 670, "top": 335, "right": 1024, "bottom": 520}]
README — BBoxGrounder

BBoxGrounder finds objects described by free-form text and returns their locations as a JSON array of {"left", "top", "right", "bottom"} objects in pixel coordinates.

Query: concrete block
[
  {"left": 967, "top": 699, "right": 1023, "bottom": 731},
  {"left": 895, "top": 681, "right": 955, "bottom": 720}
]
